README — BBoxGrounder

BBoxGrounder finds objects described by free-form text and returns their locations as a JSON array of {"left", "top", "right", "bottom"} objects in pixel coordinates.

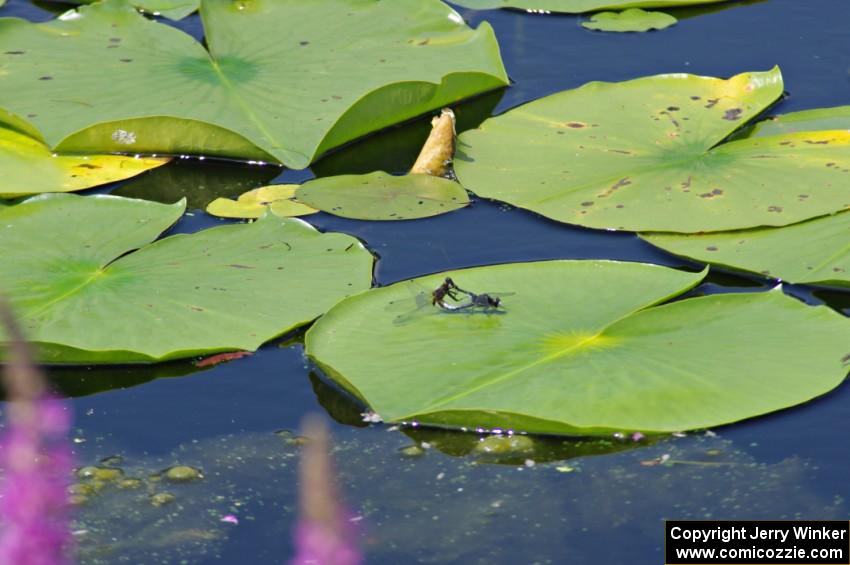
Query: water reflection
[
  {"left": 45, "top": 361, "right": 209, "bottom": 399},
  {"left": 112, "top": 158, "right": 280, "bottom": 210}
]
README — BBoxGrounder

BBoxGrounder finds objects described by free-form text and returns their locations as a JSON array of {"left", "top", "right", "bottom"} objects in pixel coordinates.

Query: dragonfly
[
  {"left": 385, "top": 277, "right": 513, "bottom": 324},
  {"left": 439, "top": 279, "right": 506, "bottom": 311}
]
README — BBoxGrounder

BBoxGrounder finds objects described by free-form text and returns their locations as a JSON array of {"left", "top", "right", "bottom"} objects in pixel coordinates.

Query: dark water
[{"left": 4, "top": 0, "right": 850, "bottom": 563}]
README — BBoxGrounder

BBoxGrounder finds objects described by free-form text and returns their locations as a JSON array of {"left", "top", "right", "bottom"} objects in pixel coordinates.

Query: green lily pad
[
  {"left": 0, "top": 0, "right": 508, "bottom": 168},
  {"left": 450, "top": 0, "right": 730, "bottom": 14},
  {"left": 0, "top": 126, "right": 169, "bottom": 198},
  {"left": 295, "top": 172, "right": 470, "bottom": 221},
  {"left": 643, "top": 211, "right": 850, "bottom": 287},
  {"left": 306, "top": 260, "right": 850, "bottom": 435},
  {"left": 455, "top": 68, "right": 850, "bottom": 233},
  {"left": 744, "top": 106, "right": 850, "bottom": 139},
  {"left": 206, "top": 184, "right": 317, "bottom": 219},
  {"left": 0, "top": 193, "right": 373, "bottom": 364},
  {"left": 69, "top": 0, "right": 199, "bottom": 20},
  {"left": 582, "top": 9, "right": 676, "bottom": 32}
]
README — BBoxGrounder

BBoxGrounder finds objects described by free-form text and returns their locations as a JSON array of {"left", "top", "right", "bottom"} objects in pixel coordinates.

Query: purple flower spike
[
  {"left": 0, "top": 300, "right": 74, "bottom": 565},
  {"left": 290, "top": 415, "right": 361, "bottom": 565}
]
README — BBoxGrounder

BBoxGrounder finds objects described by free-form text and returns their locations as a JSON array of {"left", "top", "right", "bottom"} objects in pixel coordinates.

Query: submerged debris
[
  {"left": 164, "top": 466, "right": 204, "bottom": 483},
  {"left": 150, "top": 492, "right": 176, "bottom": 507}
]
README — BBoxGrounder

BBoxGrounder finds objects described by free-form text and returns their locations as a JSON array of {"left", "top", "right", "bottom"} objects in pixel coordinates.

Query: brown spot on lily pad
[
  {"left": 723, "top": 108, "right": 743, "bottom": 120},
  {"left": 38, "top": 76, "right": 53, "bottom": 81},
  {"left": 76, "top": 164, "right": 101, "bottom": 169},
  {"left": 705, "top": 246, "right": 718, "bottom": 251},
  {"left": 4, "top": 50, "right": 25, "bottom": 55},
  {"left": 767, "top": 205, "right": 783, "bottom": 213},
  {"left": 704, "top": 98, "right": 719, "bottom": 108},
  {"left": 228, "top": 264, "right": 255, "bottom": 269},
  {"left": 581, "top": 201, "right": 594, "bottom": 207},
  {"left": 565, "top": 122, "right": 587, "bottom": 129},
  {"left": 699, "top": 188, "right": 723, "bottom": 199}
]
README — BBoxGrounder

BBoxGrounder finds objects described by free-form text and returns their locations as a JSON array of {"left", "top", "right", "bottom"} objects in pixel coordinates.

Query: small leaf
[
  {"left": 582, "top": 9, "right": 677, "bottom": 33},
  {"left": 295, "top": 171, "right": 469, "bottom": 221},
  {"left": 207, "top": 185, "right": 317, "bottom": 219}
]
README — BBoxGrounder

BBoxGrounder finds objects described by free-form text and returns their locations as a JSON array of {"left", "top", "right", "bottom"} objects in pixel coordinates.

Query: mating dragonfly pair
[
  {"left": 430, "top": 277, "right": 505, "bottom": 310},
  {"left": 387, "top": 277, "right": 513, "bottom": 324}
]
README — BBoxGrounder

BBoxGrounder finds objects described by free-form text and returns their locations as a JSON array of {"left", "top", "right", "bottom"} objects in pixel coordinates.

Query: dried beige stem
[
  {"left": 0, "top": 297, "right": 46, "bottom": 423},
  {"left": 410, "top": 108, "right": 456, "bottom": 177},
  {"left": 298, "top": 414, "right": 338, "bottom": 527}
]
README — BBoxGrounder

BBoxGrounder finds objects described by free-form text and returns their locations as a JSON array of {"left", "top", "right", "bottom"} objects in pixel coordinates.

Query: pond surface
[{"left": 4, "top": 0, "right": 850, "bottom": 563}]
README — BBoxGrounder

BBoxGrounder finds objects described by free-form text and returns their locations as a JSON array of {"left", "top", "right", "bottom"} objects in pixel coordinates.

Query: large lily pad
[
  {"left": 0, "top": 0, "right": 508, "bottom": 168},
  {"left": 295, "top": 172, "right": 470, "bottom": 221},
  {"left": 454, "top": 68, "right": 850, "bottom": 233},
  {"left": 450, "top": 0, "right": 731, "bottom": 14},
  {"left": 306, "top": 261, "right": 850, "bottom": 435},
  {"left": 0, "top": 193, "right": 373, "bottom": 364},
  {"left": 582, "top": 9, "right": 677, "bottom": 32},
  {"left": 0, "top": 126, "right": 168, "bottom": 198},
  {"left": 643, "top": 211, "right": 850, "bottom": 287}
]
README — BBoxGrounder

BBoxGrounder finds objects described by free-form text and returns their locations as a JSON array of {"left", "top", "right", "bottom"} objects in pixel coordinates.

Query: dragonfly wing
[{"left": 384, "top": 281, "right": 437, "bottom": 324}]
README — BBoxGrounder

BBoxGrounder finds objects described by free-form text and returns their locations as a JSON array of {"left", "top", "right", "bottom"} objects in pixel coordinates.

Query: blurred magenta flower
[
  {"left": 0, "top": 301, "right": 74, "bottom": 565},
  {"left": 290, "top": 415, "right": 361, "bottom": 565}
]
